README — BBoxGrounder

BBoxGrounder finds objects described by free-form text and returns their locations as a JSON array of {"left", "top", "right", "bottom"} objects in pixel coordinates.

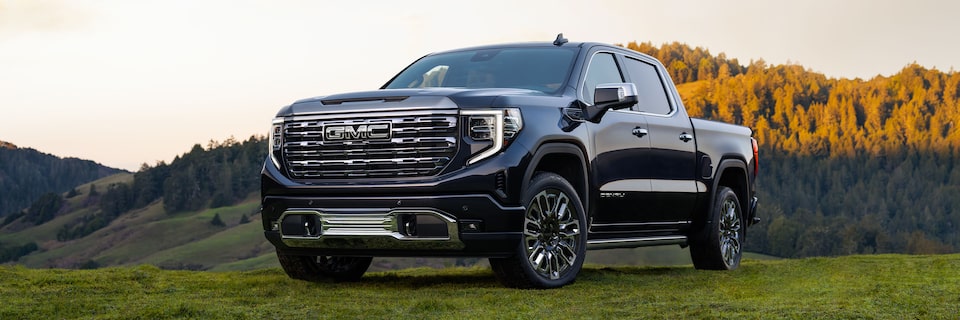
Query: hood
[{"left": 279, "top": 88, "right": 545, "bottom": 116}]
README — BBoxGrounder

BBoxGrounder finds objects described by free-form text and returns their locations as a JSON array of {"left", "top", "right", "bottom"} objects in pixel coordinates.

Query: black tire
[
  {"left": 489, "top": 172, "right": 587, "bottom": 289},
  {"left": 276, "top": 251, "right": 372, "bottom": 282},
  {"left": 690, "top": 186, "right": 743, "bottom": 270}
]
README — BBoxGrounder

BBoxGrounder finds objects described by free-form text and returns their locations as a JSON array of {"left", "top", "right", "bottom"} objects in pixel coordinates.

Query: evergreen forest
[
  {"left": 0, "top": 143, "right": 122, "bottom": 217},
  {"left": 627, "top": 41, "right": 960, "bottom": 256},
  {"left": 52, "top": 136, "right": 266, "bottom": 242}
]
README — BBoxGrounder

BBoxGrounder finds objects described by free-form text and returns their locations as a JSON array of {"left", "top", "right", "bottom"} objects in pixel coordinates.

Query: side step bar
[{"left": 587, "top": 235, "right": 687, "bottom": 250}]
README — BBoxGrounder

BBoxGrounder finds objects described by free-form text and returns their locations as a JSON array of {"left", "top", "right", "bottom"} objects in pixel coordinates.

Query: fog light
[
  {"left": 281, "top": 215, "right": 321, "bottom": 237},
  {"left": 460, "top": 220, "right": 483, "bottom": 232}
]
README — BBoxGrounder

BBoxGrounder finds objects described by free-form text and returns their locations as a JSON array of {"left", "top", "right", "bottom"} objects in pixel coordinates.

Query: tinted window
[
  {"left": 384, "top": 47, "right": 577, "bottom": 94},
  {"left": 581, "top": 53, "right": 623, "bottom": 104},
  {"left": 624, "top": 57, "right": 672, "bottom": 114}
]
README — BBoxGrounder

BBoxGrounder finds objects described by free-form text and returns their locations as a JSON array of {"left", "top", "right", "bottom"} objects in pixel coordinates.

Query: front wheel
[
  {"left": 690, "top": 186, "right": 743, "bottom": 270},
  {"left": 490, "top": 172, "right": 587, "bottom": 289},
  {"left": 276, "top": 251, "right": 372, "bottom": 282}
]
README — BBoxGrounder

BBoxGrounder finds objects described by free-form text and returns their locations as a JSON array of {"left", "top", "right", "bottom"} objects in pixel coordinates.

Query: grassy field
[{"left": 2, "top": 254, "right": 958, "bottom": 319}]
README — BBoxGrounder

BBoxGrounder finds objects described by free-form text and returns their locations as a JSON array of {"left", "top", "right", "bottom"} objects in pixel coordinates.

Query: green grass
[
  {"left": 2, "top": 254, "right": 958, "bottom": 319},
  {"left": 89, "top": 200, "right": 262, "bottom": 266},
  {"left": 585, "top": 246, "right": 779, "bottom": 267},
  {"left": 208, "top": 252, "right": 279, "bottom": 272},
  {"left": 139, "top": 220, "right": 274, "bottom": 269}
]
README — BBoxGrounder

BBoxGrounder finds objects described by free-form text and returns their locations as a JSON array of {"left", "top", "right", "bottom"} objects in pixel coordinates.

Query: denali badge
[{"left": 324, "top": 123, "right": 391, "bottom": 141}]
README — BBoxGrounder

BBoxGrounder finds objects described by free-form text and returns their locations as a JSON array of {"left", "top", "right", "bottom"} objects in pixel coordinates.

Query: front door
[{"left": 583, "top": 51, "right": 663, "bottom": 236}]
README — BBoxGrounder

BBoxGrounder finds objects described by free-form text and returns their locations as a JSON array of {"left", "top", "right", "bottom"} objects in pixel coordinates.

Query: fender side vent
[{"left": 495, "top": 171, "right": 507, "bottom": 197}]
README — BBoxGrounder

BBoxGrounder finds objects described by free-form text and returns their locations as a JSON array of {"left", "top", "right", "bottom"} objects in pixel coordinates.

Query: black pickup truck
[{"left": 261, "top": 35, "right": 759, "bottom": 288}]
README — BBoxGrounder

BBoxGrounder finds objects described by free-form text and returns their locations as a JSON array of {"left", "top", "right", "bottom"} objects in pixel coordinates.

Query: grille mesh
[{"left": 282, "top": 109, "right": 458, "bottom": 178}]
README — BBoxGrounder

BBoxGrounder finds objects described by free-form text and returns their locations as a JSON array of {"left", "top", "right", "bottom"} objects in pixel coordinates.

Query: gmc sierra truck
[{"left": 261, "top": 35, "right": 759, "bottom": 288}]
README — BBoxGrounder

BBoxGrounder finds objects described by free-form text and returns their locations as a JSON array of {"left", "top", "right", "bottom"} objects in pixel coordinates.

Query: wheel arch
[
  {"left": 709, "top": 158, "right": 751, "bottom": 222},
  {"left": 521, "top": 142, "right": 589, "bottom": 214}
]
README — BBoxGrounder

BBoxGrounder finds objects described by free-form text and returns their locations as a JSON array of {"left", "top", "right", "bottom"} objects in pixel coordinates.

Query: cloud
[{"left": 0, "top": 0, "right": 88, "bottom": 36}]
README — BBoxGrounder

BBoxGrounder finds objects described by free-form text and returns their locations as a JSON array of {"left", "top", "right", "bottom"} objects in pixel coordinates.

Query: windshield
[{"left": 383, "top": 47, "right": 578, "bottom": 94}]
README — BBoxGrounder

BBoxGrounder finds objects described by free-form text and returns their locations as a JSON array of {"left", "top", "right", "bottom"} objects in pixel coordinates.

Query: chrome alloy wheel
[
  {"left": 719, "top": 197, "right": 742, "bottom": 267},
  {"left": 522, "top": 188, "right": 582, "bottom": 280}
]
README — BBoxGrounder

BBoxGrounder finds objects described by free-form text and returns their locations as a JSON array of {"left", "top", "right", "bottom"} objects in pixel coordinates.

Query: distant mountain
[
  {"left": 0, "top": 136, "right": 274, "bottom": 269},
  {"left": 0, "top": 141, "right": 125, "bottom": 217}
]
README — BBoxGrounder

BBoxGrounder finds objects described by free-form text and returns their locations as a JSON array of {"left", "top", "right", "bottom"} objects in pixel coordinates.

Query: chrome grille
[{"left": 282, "top": 109, "right": 458, "bottom": 178}]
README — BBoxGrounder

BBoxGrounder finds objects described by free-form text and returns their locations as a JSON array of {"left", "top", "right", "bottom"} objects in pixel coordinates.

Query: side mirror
[{"left": 584, "top": 83, "right": 638, "bottom": 123}]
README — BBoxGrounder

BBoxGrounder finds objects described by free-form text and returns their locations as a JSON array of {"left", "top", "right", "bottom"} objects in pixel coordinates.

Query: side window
[
  {"left": 581, "top": 53, "right": 623, "bottom": 105},
  {"left": 623, "top": 57, "right": 672, "bottom": 115}
]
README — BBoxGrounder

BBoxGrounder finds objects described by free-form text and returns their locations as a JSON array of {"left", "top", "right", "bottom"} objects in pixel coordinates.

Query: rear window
[
  {"left": 384, "top": 47, "right": 578, "bottom": 94},
  {"left": 623, "top": 57, "right": 672, "bottom": 115}
]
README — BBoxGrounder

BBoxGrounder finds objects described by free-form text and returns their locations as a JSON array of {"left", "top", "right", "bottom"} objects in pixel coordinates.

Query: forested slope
[
  {"left": 629, "top": 41, "right": 960, "bottom": 256},
  {"left": 0, "top": 141, "right": 123, "bottom": 218}
]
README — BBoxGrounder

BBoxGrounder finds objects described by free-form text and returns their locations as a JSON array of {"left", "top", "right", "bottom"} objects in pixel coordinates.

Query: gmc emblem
[{"left": 324, "top": 123, "right": 392, "bottom": 141}]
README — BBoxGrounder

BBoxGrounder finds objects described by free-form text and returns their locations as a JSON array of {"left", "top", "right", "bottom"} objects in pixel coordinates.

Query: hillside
[
  {"left": 631, "top": 41, "right": 960, "bottom": 257},
  {"left": 0, "top": 173, "right": 277, "bottom": 270},
  {"left": 1, "top": 254, "right": 957, "bottom": 318},
  {"left": 0, "top": 141, "right": 124, "bottom": 217},
  {"left": 14, "top": 193, "right": 271, "bottom": 270},
  {"left": 0, "top": 136, "right": 273, "bottom": 269}
]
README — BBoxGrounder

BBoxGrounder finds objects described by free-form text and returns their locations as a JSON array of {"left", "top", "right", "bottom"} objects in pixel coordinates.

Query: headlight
[
  {"left": 269, "top": 118, "right": 284, "bottom": 169},
  {"left": 462, "top": 108, "right": 523, "bottom": 165}
]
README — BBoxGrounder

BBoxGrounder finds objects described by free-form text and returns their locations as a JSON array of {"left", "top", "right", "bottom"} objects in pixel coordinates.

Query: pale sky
[{"left": 1, "top": 0, "right": 958, "bottom": 171}]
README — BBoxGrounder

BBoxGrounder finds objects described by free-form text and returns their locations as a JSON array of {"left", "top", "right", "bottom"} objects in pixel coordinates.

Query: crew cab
[{"left": 261, "top": 35, "right": 759, "bottom": 288}]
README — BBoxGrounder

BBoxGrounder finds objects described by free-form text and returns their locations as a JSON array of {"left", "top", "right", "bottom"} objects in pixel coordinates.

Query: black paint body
[{"left": 261, "top": 42, "right": 758, "bottom": 257}]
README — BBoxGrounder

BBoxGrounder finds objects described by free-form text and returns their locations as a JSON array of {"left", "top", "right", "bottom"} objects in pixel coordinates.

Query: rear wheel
[
  {"left": 277, "top": 251, "right": 372, "bottom": 282},
  {"left": 690, "top": 186, "right": 743, "bottom": 270},
  {"left": 490, "top": 172, "right": 587, "bottom": 289}
]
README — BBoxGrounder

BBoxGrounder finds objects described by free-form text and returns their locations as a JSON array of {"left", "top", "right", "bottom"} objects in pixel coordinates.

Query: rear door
[{"left": 621, "top": 55, "right": 699, "bottom": 223}]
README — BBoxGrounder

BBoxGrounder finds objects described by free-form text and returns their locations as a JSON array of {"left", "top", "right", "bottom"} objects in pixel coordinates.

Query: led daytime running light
[
  {"left": 269, "top": 118, "right": 284, "bottom": 169},
  {"left": 463, "top": 110, "right": 506, "bottom": 165}
]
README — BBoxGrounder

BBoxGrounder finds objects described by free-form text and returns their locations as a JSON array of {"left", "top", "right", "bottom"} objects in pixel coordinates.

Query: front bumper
[
  {"left": 262, "top": 194, "right": 524, "bottom": 257},
  {"left": 261, "top": 123, "right": 532, "bottom": 258}
]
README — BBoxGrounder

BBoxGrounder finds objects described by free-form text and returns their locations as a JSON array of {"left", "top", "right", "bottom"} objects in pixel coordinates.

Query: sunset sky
[{"left": 1, "top": 0, "right": 958, "bottom": 171}]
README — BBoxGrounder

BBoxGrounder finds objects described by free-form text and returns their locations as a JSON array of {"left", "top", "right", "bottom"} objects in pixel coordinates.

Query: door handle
[
  {"left": 679, "top": 132, "right": 693, "bottom": 143},
  {"left": 632, "top": 127, "right": 648, "bottom": 138}
]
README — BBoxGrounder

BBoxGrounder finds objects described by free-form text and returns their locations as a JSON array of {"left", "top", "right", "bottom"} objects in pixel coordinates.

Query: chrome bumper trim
[{"left": 278, "top": 208, "right": 465, "bottom": 250}]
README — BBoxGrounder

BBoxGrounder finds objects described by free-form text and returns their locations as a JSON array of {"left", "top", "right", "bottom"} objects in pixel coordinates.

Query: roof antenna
[{"left": 553, "top": 33, "right": 568, "bottom": 46}]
